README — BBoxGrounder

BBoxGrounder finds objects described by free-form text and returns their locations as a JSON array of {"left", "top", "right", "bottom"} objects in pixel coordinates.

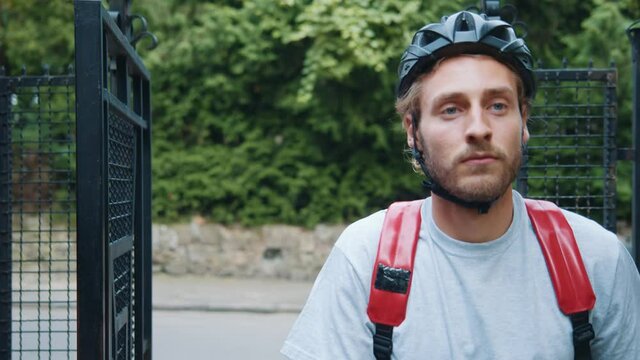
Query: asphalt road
[
  {"left": 153, "top": 310, "right": 297, "bottom": 360},
  {"left": 8, "top": 275, "right": 310, "bottom": 359}
]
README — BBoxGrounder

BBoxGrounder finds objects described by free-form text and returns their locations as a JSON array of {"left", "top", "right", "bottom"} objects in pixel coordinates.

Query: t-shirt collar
[{"left": 421, "top": 190, "right": 524, "bottom": 258}]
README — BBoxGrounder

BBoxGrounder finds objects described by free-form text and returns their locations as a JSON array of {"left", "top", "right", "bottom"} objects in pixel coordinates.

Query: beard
[{"left": 421, "top": 141, "right": 522, "bottom": 203}]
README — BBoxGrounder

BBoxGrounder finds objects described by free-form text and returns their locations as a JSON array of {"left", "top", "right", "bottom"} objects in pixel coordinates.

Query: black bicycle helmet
[
  {"left": 399, "top": 11, "right": 535, "bottom": 214},
  {"left": 397, "top": 10, "right": 535, "bottom": 99}
]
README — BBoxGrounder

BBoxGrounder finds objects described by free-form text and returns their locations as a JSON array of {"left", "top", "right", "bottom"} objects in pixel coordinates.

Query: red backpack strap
[
  {"left": 525, "top": 199, "right": 596, "bottom": 360},
  {"left": 524, "top": 199, "right": 596, "bottom": 313},
  {"left": 367, "top": 200, "right": 423, "bottom": 325},
  {"left": 367, "top": 200, "right": 423, "bottom": 360}
]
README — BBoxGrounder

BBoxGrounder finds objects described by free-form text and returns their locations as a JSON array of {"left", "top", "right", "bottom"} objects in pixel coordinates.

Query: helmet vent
[
  {"left": 455, "top": 12, "right": 475, "bottom": 32},
  {"left": 419, "top": 31, "right": 440, "bottom": 47},
  {"left": 459, "top": 19, "right": 470, "bottom": 31},
  {"left": 487, "top": 26, "right": 510, "bottom": 41}
]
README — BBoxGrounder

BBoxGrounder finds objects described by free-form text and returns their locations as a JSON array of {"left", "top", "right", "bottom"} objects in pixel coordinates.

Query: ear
[
  {"left": 521, "top": 107, "right": 530, "bottom": 144},
  {"left": 404, "top": 113, "right": 415, "bottom": 148}
]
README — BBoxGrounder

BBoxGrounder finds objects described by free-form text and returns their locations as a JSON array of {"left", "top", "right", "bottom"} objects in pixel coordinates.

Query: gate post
[
  {"left": 0, "top": 73, "right": 12, "bottom": 360},
  {"left": 133, "top": 74, "right": 153, "bottom": 360},
  {"left": 628, "top": 23, "right": 640, "bottom": 269},
  {"left": 604, "top": 70, "right": 618, "bottom": 234},
  {"left": 75, "top": 1, "right": 108, "bottom": 359}
]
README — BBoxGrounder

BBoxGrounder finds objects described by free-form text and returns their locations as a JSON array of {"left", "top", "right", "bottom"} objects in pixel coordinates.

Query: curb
[{"left": 153, "top": 303, "right": 303, "bottom": 314}]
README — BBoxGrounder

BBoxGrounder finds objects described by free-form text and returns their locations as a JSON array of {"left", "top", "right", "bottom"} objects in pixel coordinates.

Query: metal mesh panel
[
  {"left": 0, "top": 74, "right": 77, "bottom": 359},
  {"left": 107, "top": 110, "right": 135, "bottom": 245},
  {"left": 108, "top": 108, "right": 135, "bottom": 360},
  {"left": 113, "top": 254, "right": 131, "bottom": 316},
  {"left": 113, "top": 253, "right": 131, "bottom": 360},
  {"left": 518, "top": 68, "right": 617, "bottom": 232},
  {"left": 116, "top": 326, "right": 128, "bottom": 360}
]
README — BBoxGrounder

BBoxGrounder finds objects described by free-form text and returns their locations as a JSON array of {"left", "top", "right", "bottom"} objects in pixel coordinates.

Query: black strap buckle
[
  {"left": 570, "top": 311, "right": 595, "bottom": 344},
  {"left": 570, "top": 311, "right": 594, "bottom": 360},
  {"left": 573, "top": 322, "right": 595, "bottom": 344},
  {"left": 373, "top": 324, "right": 394, "bottom": 360}
]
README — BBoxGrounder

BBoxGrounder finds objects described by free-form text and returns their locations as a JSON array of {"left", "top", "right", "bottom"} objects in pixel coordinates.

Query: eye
[
  {"left": 441, "top": 106, "right": 460, "bottom": 116},
  {"left": 490, "top": 102, "right": 508, "bottom": 113}
]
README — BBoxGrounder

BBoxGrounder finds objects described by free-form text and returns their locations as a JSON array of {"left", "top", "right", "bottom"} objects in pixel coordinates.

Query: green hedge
[
  {"left": 143, "top": 0, "right": 467, "bottom": 226},
  {"left": 2, "top": 0, "right": 638, "bottom": 226}
]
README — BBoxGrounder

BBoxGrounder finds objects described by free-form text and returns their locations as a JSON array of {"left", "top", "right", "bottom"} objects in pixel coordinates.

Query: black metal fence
[
  {"left": 0, "top": 70, "right": 77, "bottom": 359},
  {"left": 517, "top": 64, "right": 618, "bottom": 233}
]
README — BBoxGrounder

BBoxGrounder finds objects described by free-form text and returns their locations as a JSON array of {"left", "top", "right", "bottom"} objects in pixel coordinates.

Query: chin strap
[{"left": 411, "top": 113, "right": 495, "bottom": 214}]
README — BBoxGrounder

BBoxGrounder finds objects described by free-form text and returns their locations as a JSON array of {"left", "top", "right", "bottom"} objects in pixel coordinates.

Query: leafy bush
[
  {"left": 2, "top": 0, "right": 638, "bottom": 226},
  {"left": 142, "top": 0, "right": 468, "bottom": 226}
]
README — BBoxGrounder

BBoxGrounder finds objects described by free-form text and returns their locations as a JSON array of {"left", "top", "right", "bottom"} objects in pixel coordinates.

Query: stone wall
[
  {"left": 152, "top": 218, "right": 347, "bottom": 281},
  {"left": 11, "top": 214, "right": 634, "bottom": 282},
  {"left": 152, "top": 219, "right": 634, "bottom": 281}
]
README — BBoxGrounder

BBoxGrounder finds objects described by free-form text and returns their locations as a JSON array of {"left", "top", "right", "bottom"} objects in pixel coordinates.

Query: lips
[{"left": 461, "top": 153, "right": 498, "bottom": 164}]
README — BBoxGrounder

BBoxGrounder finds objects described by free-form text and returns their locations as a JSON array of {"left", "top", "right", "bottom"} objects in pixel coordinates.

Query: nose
[{"left": 464, "top": 106, "right": 492, "bottom": 143}]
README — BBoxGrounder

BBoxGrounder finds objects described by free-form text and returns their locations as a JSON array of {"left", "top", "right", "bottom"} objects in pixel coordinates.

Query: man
[{"left": 281, "top": 10, "right": 640, "bottom": 360}]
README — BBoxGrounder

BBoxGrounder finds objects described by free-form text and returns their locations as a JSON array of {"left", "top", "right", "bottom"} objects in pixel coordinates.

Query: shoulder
[
  {"left": 560, "top": 209, "right": 621, "bottom": 268},
  {"left": 518, "top": 192, "right": 625, "bottom": 290},
  {"left": 333, "top": 209, "right": 386, "bottom": 273},
  {"left": 558, "top": 211, "right": 640, "bottom": 357},
  {"left": 557, "top": 209, "right": 635, "bottom": 310},
  {"left": 518, "top": 191, "right": 622, "bottom": 269}
]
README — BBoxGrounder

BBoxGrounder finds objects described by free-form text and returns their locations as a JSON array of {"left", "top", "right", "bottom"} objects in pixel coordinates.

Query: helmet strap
[{"left": 410, "top": 113, "right": 495, "bottom": 214}]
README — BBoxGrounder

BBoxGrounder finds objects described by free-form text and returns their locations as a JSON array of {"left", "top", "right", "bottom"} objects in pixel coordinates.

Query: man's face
[{"left": 405, "top": 55, "right": 529, "bottom": 203}]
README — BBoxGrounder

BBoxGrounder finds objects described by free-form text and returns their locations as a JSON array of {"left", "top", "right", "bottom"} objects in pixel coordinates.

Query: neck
[{"left": 431, "top": 189, "right": 514, "bottom": 243}]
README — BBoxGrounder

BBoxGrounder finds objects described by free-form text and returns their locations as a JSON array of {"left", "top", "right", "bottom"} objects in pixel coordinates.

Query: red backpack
[{"left": 367, "top": 199, "right": 596, "bottom": 360}]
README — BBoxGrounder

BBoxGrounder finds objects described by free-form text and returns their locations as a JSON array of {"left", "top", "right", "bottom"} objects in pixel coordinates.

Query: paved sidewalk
[{"left": 153, "top": 274, "right": 314, "bottom": 313}]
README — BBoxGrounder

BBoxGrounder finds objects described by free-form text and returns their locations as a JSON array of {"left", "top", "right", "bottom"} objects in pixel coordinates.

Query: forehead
[{"left": 419, "top": 55, "right": 519, "bottom": 103}]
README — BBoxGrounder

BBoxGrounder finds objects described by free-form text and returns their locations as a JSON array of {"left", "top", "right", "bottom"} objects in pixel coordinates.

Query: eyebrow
[
  {"left": 430, "top": 87, "right": 516, "bottom": 107},
  {"left": 483, "top": 87, "right": 516, "bottom": 99},
  {"left": 429, "top": 92, "right": 465, "bottom": 109}
]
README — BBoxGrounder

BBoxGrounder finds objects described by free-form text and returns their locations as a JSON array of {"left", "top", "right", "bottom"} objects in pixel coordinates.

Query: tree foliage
[
  {"left": 2, "top": 0, "right": 638, "bottom": 225},
  {"left": 139, "top": 0, "right": 469, "bottom": 225},
  {"left": 0, "top": 0, "right": 74, "bottom": 74}
]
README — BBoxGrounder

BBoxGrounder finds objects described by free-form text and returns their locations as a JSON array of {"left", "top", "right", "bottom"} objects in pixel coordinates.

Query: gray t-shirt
[{"left": 281, "top": 191, "right": 640, "bottom": 359}]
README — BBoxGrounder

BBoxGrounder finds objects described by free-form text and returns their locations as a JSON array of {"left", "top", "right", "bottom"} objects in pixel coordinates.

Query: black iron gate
[
  {"left": 0, "top": 0, "right": 153, "bottom": 359},
  {"left": 517, "top": 64, "right": 618, "bottom": 233},
  {"left": 74, "top": 0, "right": 152, "bottom": 359}
]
